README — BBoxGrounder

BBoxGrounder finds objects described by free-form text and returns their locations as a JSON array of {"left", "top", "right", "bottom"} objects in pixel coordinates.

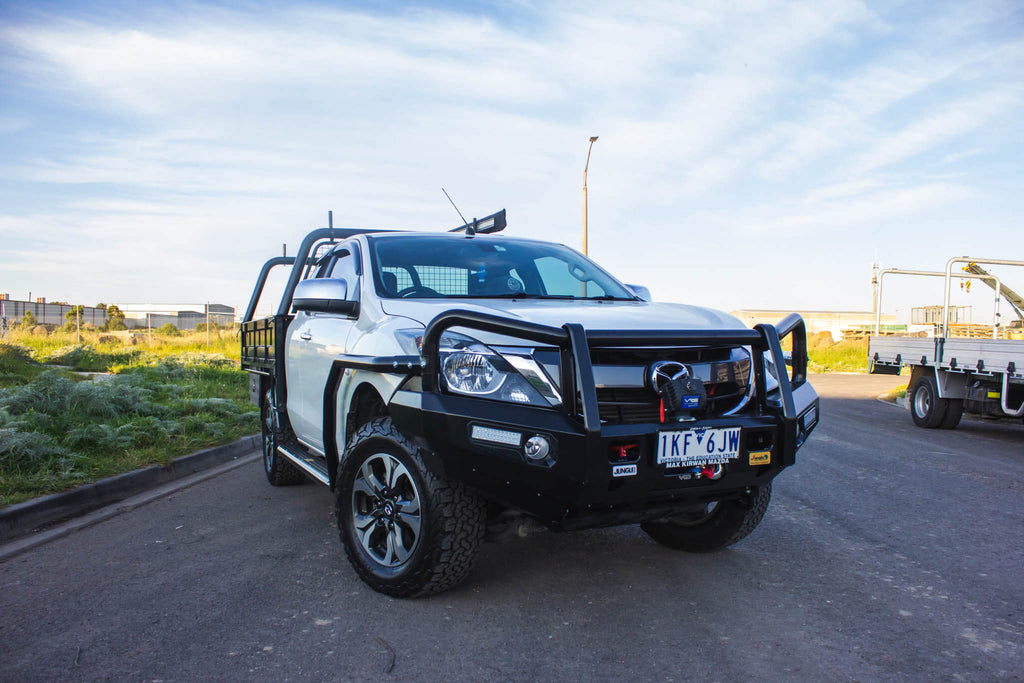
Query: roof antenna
[
  {"left": 442, "top": 188, "right": 468, "bottom": 226},
  {"left": 328, "top": 210, "right": 333, "bottom": 229}
]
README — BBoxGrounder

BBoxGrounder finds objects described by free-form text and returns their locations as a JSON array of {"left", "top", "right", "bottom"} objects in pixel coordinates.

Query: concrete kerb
[{"left": 0, "top": 434, "right": 260, "bottom": 546}]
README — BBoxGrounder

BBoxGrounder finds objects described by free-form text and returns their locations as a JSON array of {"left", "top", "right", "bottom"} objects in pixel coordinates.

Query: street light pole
[{"left": 583, "top": 136, "right": 598, "bottom": 256}]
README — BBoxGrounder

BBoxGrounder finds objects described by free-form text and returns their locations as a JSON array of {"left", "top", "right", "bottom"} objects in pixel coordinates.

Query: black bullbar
[
  {"left": 389, "top": 388, "right": 791, "bottom": 529},
  {"left": 387, "top": 310, "right": 819, "bottom": 528}
]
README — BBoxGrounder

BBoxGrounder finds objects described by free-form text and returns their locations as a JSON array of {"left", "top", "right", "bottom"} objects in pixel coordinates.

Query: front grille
[
  {"left": 591, "top": 347, "right": 733, "bottom": 366},
  {"left": 592, "top": 346, "right": 751, "bottom": 425},
  {"left": 597, "top": 388, "right": 661, "bottom": 423}
]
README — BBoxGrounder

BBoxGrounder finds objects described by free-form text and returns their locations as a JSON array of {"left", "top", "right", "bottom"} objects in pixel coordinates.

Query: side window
[{"left": 328, "top": 247, "right": 359, "bottom": 291}]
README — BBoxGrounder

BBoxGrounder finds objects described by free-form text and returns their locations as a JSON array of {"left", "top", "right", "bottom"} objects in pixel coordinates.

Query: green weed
[
  {"left": 0, "top": 342, "right": 44, "bottom": 386},
  {"left": 0, "top": 354, "right": 257, "bottom": 507},
  {"left": 807, "top": 339, "right": 869, "bottom": 373},
  {"left": 45, "top": 344, "right": 142, "bottom": 372}
]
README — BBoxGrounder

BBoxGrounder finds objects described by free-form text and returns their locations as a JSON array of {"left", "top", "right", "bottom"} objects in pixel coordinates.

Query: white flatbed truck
[{"left": 868, "top": 256, "right": 1024, "bottom": 429}]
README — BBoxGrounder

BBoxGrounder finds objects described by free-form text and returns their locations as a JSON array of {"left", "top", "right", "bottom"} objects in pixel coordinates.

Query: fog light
[{"left": 524, "top": 435, "right": 550, "bottom": 460}]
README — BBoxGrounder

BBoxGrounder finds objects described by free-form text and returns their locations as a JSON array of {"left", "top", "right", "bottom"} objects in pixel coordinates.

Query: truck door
[{"left": 285, "top": 245, "right": 360, "bottom": 453}]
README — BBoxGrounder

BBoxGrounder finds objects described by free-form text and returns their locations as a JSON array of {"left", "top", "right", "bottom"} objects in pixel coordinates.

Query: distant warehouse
[
  {"left": 730, "top": 309, "right": 899, "bottom": 342},
  {"left": 115, "top": 303, "right": 236, "bottom": 330}
]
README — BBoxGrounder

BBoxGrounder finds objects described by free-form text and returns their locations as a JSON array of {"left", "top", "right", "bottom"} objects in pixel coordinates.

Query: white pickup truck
[
  {"left": 869, "top": 256, "right": 1024, "bottom": 429},
  {"left": 241, "top": 211, "right": 819, "bottom": 597}
]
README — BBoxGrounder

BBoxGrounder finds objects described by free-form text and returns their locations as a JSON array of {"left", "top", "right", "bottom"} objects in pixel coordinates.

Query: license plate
[{"left": 656, "top": 426, "right": 741, "bottom": 467}]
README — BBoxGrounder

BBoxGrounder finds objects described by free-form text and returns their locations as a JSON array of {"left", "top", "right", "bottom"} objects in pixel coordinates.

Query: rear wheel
[
  {"left": 940, "top": 399, "right": 964, "bottom": 429},
  {"left": 336, "top": 418, "right": 485, "bottom": 597},
  {"left": 262, "top": 387, "right": 304, "bottom": 486},
  {"left": 641, "top": 484, "right": 771, "bottom": 552},
  {"left": 910, "top": 374, "right": 947, "bottom": 429}
]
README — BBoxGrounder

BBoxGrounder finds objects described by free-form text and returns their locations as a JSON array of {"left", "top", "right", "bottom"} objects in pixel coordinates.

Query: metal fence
[
  {"left": 0, "top": 299, "right": 108, "bottom": 327},
  {"left": 0, "top": 298, "right": 236, "bottom": 331}
]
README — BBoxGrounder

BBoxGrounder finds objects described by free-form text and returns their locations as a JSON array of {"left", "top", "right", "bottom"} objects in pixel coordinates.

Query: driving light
[{"left": 471, "top": 425, "right": 521, "bottom": 447}]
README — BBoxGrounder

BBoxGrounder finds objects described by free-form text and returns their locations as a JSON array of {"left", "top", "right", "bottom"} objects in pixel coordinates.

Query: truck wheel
[
  {"left": 640, "top": 484, "right": 771, "bottom": 552},
  {"left": 940, "top": 399, "right": 963, "bottom": 429},
  {"left": 262, "top": 388, "right": 304, "bottom": 486},
  {"left": 336, "top": 418, "right": 485, "bottom": 597},
  {"left": 910, "top": 375, "right": 947, "bottom": 429}
]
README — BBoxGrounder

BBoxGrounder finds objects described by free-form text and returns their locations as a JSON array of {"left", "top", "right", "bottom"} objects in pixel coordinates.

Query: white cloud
[
  {"left": 0, "top": 0, "right": 1021, "bottom": 315},
  {"left": 739, "top": 181, "right": 974, "bottom": 235},
  {"left": 851, "top": 90, "right": 1021, "bottom": 173}
]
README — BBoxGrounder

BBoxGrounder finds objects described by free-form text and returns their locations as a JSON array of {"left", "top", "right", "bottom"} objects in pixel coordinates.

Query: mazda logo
[{"left": 648, "top": 361, "right": 689, "bottom": 395}]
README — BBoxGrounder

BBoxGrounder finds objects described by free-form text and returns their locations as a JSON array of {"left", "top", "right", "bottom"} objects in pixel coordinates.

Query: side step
[{"left": 277, "top": 445, "right": 330, "bottom": 486}]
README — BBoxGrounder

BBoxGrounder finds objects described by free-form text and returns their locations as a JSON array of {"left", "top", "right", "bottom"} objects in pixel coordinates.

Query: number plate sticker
[{"left": 656, "top": 426, "right": 741, "bottom": 467}]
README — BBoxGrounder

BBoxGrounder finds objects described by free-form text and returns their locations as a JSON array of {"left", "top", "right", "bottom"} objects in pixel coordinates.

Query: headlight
[
  {"left": 443, "top": 351, "right": 502, "bottom": 394},
  {"left": 439, "top": 333, "right": 560, "bottom": 408}
]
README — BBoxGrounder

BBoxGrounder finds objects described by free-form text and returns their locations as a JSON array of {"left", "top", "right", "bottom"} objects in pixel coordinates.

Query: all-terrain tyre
[
  {"left": 640, "top": 484, "right": 771, "bottom": 552},
  {"left": 910, "top": 374, "right": 947, "bottom": 429},
  {"left": 262, "top": 387, "right": 304, "bottom": 486},
  {"left": 336, "top": 418, "right": 485, "bottom": 598}
]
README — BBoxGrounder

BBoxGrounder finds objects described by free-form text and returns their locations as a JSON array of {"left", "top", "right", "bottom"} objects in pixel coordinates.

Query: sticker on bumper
[
  {"left": 749, "top": 449, "right": 771, "bottom": 466},
  {"left": 612, "top": 464, "right": 637, "bottom": 478}
]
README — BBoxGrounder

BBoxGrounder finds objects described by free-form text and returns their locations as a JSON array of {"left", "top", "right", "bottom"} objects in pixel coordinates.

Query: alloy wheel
[{"left": 351, "top": 453, "right": 422, "bottom": 567}]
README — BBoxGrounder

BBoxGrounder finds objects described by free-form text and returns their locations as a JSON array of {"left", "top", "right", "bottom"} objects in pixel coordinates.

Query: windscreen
[{"left": 369, "top": 236, "right": 635, "bottom": 300}]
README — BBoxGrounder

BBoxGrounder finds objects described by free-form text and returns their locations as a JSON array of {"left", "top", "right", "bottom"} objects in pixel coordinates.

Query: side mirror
[
  {"left": 625, "top": 284, "right": 652, "bottom": 302},
  {"left": 292, "top": 278, "right": 359, "bottom": 316}
]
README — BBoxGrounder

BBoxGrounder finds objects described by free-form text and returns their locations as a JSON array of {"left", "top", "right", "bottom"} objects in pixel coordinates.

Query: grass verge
[
  {"left": 807, "top": 338, "right": 870, "bottom": 374},
  {"left": 879, "top": 383, "right": 909, "bottom": 402},
  {"left": 0, "top": 334, "right": 256, "bottom": 508}
]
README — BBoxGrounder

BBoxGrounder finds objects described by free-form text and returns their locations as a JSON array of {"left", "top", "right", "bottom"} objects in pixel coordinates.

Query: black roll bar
[
  {"left": 248, "top": 212, "right": 508, "bottom": 323},
  {"left": 277, "top": 228, "right": 375, "bottom": 317},
  {"left": 243, "top": 256, "right": 294, "bottom": 323}
]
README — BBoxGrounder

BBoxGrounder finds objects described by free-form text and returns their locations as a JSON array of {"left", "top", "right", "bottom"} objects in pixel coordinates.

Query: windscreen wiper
[{"left": 448, "top": 293, "right": 576, "bottom": 299}]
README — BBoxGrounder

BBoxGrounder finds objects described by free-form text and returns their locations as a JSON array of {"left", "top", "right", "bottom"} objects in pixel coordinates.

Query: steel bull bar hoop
[
  {"left": 756, "top": 312, "right": 809, "bottom": 419},
  {"left": 420, "top": 309, "right": 811, "bottom": 430}
]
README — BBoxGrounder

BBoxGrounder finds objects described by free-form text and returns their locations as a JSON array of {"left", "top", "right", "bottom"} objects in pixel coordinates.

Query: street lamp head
[{"left": 589, "top": 136, "right": 599, "bottom": 142}]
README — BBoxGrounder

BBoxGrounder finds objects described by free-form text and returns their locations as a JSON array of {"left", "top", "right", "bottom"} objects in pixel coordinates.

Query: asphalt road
[{"left": 2, "top": 374, "right": 1022, "bottom": 681}]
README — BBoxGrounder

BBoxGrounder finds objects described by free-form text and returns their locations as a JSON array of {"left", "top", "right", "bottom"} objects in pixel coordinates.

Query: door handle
[{"left": 300, "top": 331, "right": 312, "bottom": 341}]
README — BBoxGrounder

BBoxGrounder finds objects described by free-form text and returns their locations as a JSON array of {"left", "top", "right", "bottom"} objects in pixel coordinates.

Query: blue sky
[{"left": 1, "top": 0, "right": 1022, "bottom": 322}]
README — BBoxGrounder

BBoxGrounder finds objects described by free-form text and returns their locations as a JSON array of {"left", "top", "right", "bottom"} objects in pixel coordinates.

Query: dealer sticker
[
  {"left": 749, "top": 450, "right": 771, "bottom": 466},
  {"left": 612, "top": 464, "right": 637, "bottom": 478}
]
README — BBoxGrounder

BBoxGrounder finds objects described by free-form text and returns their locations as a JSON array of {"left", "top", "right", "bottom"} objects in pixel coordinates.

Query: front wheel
[
  {"left": 336, "top": 418, "right": 485, "bottom": 598},
  {"left": 641, "top": 484, "right": 771, "bottom": 552}
]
